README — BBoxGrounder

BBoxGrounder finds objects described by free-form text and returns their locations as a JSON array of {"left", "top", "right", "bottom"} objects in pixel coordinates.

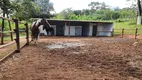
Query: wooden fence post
[
  {"left": 112, "top": 29, "right": 114, "bottom": 37},
  {"left": 1, "top": 18, "right": 5, "bottom": 45},
  {"left": 25, "top": 23, "right": 29, "bottom": 45},
  {"left": 122, "top": 28, "right": 124, "bottom": 38},
  {"left": 13, "top": 19, "right": 20, "bottom": 53},
  {"left": 135, "top": 28, "right": 138, "bottom": 39},
  {"left": 8, "top": 20, "right": 13, "bottom": 41}
]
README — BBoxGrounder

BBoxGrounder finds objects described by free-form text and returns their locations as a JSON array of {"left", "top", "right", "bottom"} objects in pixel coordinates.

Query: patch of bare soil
[
  {"left": 115, "top": 34, "right": 142, "bottom": 39},
  {"left": 0, "top": 38, "right": 27, "bottom": 59},
  {"left": 0, "top": 37, "right": 142, "bottom": 80}
]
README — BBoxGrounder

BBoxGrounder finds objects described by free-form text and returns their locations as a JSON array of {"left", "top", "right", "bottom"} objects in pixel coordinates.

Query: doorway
[
  {"left": 92, "top": 25, "right": 98, "bottom": 36},
  {"left": 75, "top": 27, "right": 82, "bottom": 36}
]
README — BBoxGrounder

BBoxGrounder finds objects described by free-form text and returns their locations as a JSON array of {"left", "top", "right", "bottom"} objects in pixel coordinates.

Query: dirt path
[{"left": 0, "top": 37, "right": 142, "bottom": 80}]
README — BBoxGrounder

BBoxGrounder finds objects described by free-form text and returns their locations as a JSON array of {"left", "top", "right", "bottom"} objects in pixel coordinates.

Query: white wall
[
  {"left": 97, "top": 23, "right": 113, "bottom": 36},
  {"left": 64, "top": 26, "right": 82, "bottom": 36}
]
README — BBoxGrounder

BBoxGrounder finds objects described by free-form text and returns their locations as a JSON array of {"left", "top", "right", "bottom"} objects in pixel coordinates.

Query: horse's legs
[
  {"left": 35, "top": 33, "right": 39, "bottom": 44},
  {"left": 31, "top": 31, "right": 35, "bottom": 41},
  {"left": 31, "top": 35, "right": 34, "bottom": 41}
]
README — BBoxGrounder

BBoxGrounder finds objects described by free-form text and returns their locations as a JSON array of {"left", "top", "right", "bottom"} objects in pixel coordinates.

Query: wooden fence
[
  {"left": 0, "top": 17, "right": 30, "bottom": 53},
  {"left": 113, "top": 28, "right": 140, "bottom": 39}
]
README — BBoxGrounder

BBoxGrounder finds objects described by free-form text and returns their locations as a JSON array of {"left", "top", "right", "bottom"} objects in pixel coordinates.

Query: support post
[
  {"left": 135, "top": 28, "right": 138, "bottom": 39},
  {"left": 1, "top": 18, "right": 4, "bottom": 45},
  {"left": 122, "top": 28, "right": 124, "bottom": 38},
  {"left": 25, "top": 23, "right": 29, "bottom": 45},
  {"left": 112, "top": 29, "right": 114, "bottom": 37},
  {"left": 68, "top": 22, "right": 70, "bottom": 37},
  {"left": 64, "top": 22, "right": 67, "bottom": 36},
  {"left": 13, "top": 19, "right": 20, "bottom": 53},
  {"left": 8, "top": 20, "right": 13, "bottom": 41}
]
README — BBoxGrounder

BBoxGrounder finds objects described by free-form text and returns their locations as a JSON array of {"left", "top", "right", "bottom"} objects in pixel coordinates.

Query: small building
[{"left": 39, "top": 19, "right": 113, "bottom": 37}]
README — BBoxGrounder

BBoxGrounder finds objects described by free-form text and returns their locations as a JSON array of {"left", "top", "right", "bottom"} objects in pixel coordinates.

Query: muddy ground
[{"left": 0, "top": 37, "right": 142, "bottom": 80}]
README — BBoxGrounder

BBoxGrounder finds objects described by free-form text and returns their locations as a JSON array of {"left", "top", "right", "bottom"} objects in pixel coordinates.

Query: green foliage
[
  {"left": 33, "top": 0, "right": 54, "bottom": 18},
  {"left": 53, "top": 1, "right": 136, "bottom": 21},
  {"left": 114, "top": 20, "right": 142, "bottom": 35},
  {"left": 0, "top": 0, "right": 54, "bottom": 20},
  {"left": 34, "top": 0, "right": 54, "bottom": 14},
  {"left": 88, "top": 2, "right": 108, "bottom": 10},
  {"left": 11, "top": 0, "right": 40, "bottom": 20},
  {"left": 0, "top": 0, "right": 12, "bottom": 15}
]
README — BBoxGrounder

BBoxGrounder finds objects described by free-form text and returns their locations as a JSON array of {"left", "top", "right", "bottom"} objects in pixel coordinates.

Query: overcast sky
[{"left": 50, "top": 0, "right": 131, "bottom": 13}]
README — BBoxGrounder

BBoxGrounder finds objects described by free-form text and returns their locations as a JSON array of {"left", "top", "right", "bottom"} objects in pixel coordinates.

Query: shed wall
[
  {"left": 64, "top": 26, "right": 82, "bottom": 36},
  {"left": 97, "top": 23, "right": 113, "bottom": 36}
]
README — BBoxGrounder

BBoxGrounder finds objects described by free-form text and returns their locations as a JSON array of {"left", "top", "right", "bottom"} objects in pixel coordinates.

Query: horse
[
  {"left": 43, "top": 25, "right": 54, "bottom": 36},
  {"left": 30, "top": 18, "right": 54, "bottom": 43}
]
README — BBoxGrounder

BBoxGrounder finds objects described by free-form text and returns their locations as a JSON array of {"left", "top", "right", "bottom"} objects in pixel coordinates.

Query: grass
[
  {"left": 1, "top": 33, "right": 27, "bottom": 43},
  {"left": 0, "top": 18, "right": 31, "bottom": 31},
  {"left": 113, "top": 21, "right": 142, "bottom": 35}
]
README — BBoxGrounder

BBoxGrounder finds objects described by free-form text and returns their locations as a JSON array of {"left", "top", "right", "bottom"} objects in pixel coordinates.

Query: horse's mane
[
  {"left": 44, "top": 20, "right": 51, "bottom": 27},
  {"left": 35, "top": 19, "right": 42, "bottom": 26}
]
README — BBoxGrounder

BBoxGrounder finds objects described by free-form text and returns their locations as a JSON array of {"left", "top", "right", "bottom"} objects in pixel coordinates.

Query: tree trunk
[
  {"left": 1, "top": 11, "right": 5, "bottom": 44},
  {"left": 137, "top": 16, "right": 142, "bottom": 25},
  {"left": 137, "top": 0, "right": 142, "bottom": 25}
]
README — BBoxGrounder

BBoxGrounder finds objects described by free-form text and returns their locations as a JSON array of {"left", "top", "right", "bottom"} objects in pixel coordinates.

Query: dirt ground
[{"left": 0, "top": 37, "right": 142, "bottom": 80}]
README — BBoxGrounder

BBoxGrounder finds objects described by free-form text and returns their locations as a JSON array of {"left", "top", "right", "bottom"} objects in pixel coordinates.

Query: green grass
[
  {"left": 1, "top": 33, "right": 27, "bottom": 43},
  {"left": 0, "top": 18, "right": 31, "bottom": 31},
  {"left": 113, "top": 21, "right": 142, "bottom": 35}
]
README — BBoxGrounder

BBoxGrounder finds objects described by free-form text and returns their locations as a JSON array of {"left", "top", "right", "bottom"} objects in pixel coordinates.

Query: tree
[
  {"left": 88, "top": 2, "right": 108, "bottom": 10},
  {"left": 59, "top": 8, "right": 73, "bottom": 19},
  {"left": 82, "top": 9, "right": 90, "bottom": 15},
  {"left": 0, "top": 0, "right": 12, "bottom": 17},
  {"left": 34, "top": 0, "right": 54, "bottom": 16},
  {"left": 127, "top": 0, "right": 142, "bottom": 25},
  {"left": 73, "top": 10, "right": 82, "bottom": 15},
  {"left": 11, "top": 0, "right": 40, "bottom": 20},
  {"left": 137, "top": 0, "right": 142, "bottom": 24}
]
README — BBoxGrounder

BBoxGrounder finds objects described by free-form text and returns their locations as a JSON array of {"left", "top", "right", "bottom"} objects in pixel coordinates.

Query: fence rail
[
  {"left": 0, "top": 17, "right": 30, "bottom": 53},
  {"left": 96, "top": 28, "right": 140, "bottom": 39},
  {"left": 113, "top": 28, "right": 140, "bottom": 39}
]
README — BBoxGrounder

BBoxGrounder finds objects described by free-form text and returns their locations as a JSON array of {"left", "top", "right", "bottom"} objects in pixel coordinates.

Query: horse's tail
[{"left": 50, "top": 27, "right": 54, "bottom": 36}]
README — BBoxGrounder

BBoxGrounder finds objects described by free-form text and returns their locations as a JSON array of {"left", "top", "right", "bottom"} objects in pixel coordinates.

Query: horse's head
[
  {"left": 40, "top": 18, "right": 47, "bottom": 25},
  {"left": 40, "top": 18, "right": 51, "bottom": 30}
]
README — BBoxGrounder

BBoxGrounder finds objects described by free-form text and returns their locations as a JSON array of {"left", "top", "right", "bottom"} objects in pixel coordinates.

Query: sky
[{"left": 50, "top": 0, "right": 131, "bottom": 13}]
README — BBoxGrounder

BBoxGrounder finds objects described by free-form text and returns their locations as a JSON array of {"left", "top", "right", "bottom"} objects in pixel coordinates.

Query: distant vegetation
[
  {"left": 53, "top": 4, "right": 136, "bottom": 21},
  {"left": 0, "top": 0, "right": 141, "bottom": 31},
  {"left": 0, "top": 0, "right": 138, "bottom": 21}
]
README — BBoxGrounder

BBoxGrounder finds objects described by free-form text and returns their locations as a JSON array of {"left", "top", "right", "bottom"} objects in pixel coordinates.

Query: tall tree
[
  {"left": 0, "top": 0, "right": 12, "bottom": 17},
  {"left": 137, "top": 0, "right": 142, "bottom": 24},
  {"left": 88, "top": 2, "right": 108, "bottom": 10},
  {"left": 127, "top": 0, "right": 142, "bottom": 25},
  {"left": 34, "top": 0, "right": 54, "bottom": 15},
  {"left": 59, "top": 8, "right": 73, "bottom": 19},
  {"left": 11, "top": 0, "right": 40, "bottom": 20}
]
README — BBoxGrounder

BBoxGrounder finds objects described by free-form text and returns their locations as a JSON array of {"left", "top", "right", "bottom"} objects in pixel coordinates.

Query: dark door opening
[
  {"left": 75, "top": 27, "right": 82, "bottom": 36},
  {"left": 92, "top": 25, "right": 98, "bottom": 36},
  {"left": 56, "top": 25, "right": 64, "bottom": 36}
]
